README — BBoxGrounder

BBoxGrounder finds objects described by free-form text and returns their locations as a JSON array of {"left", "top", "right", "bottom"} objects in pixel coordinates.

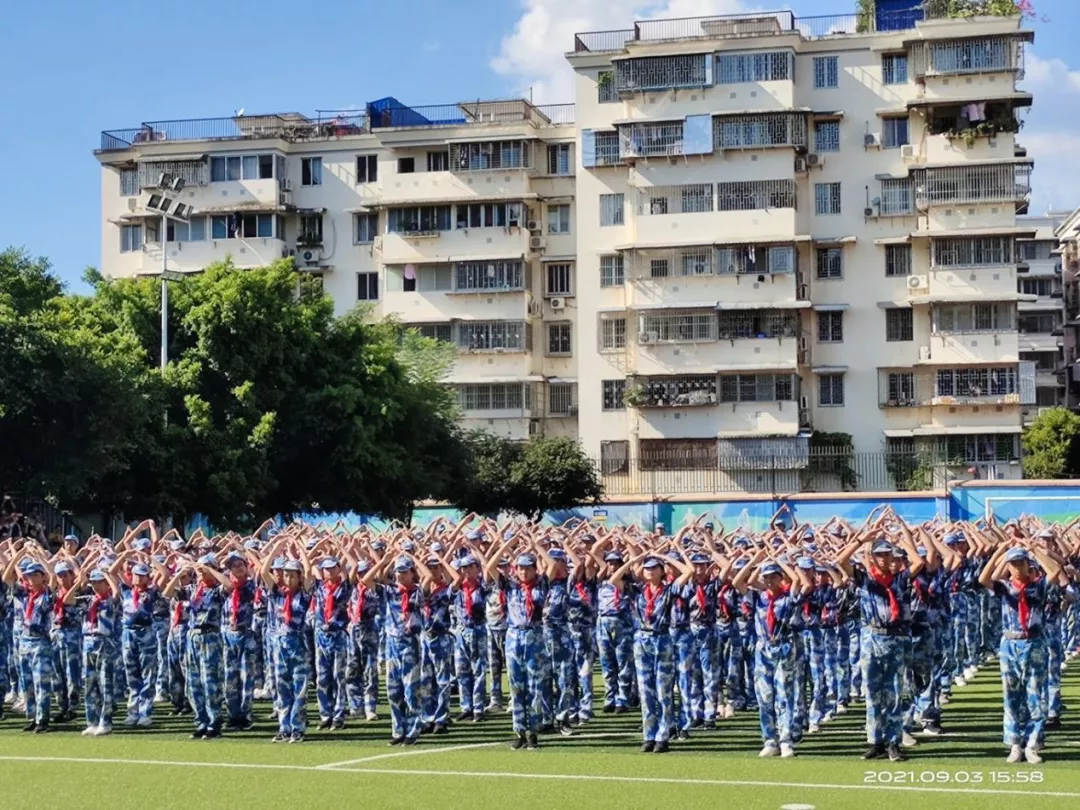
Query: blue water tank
[{"left": 876, "top": 0, "right": 925, "bottom": 31}]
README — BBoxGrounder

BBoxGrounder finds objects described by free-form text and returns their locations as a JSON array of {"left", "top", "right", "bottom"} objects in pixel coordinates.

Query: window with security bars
[
  {"left": 640, "top": 438, "right": 718, "bottom": 471},
  {"left": 818, "top": 311, "right": 843, "bottom": 342},
  {"left": 816, "top": 248, "right": 843, "bottom": 279},
  {"left": 387, "top": 205, "right": 452, "bottom": 233},
  {"left": 915, "top": 163, "right": 1032, "bottom": 206},
  {"left": 450, "top": 141, "right": 530, "bottom": 172},
  {"left": 545, "top": 263, "right": 573, "bottom": 296},
  {"left": 620, "top": 122, "right": 684, "bottom": 158},
  {"left": 716, "top": 245, "right": 795, "bottom": 275},
  {"left": 546, "top": 322, "right": 572, "bottom": 356},
  {"left": 680, "top": 248, "right": 714, "bottom": 276},
  {"left": 602, "top": 379, "right": 626, "bottom": 410},
  {"left": 713, "top": 114, "right": 806, "bottom": 150},
  {"left": 717, "top": 310, "right": 798, "bottom": 340},
  {"left": 600, "top": 194, "right": 624, "bottom": 226},
  {"left": 456, "top": 383, "right": 528, "bottom": 412},
  {"left": 615, "top": 54, "right": 710, "bottom": 92},
  {"left": 598, "top": 71, "right": 617, "bottom": 103},
  {"left": 719, "top": 373, "right": 796, "bottom": 403},
  {"left": 1019, "top": 313, "right": 1061, "bottom": 333},
  {"left": 927, "top": 38, "right": 1012, "bottom": 76},
  {"left": 639, "top": 311, "right": 717, "bottom": 343},
  {"left": 1019, "top": 278, "right": 1054, "bottom": 297},
  {"left": 600, "top": 255, "right": 624, "bottom": 287},
  {"left": 119, "top": 168, "right": 139, "bottom": 196},
  {"left": 882, "top": 117, "right": 910, "bottom": 149},
  {"left": 547, "top": 144, "right": 571, "bottom": 175},
  {"left": 414, "top": 323, "right": 453, "bottom": 343},
  {"left": 880, "top": 179, "right": 913, "bottom": 216},
  {"left": 936, "top": 434, "right": 1018, "bottom": 463},
  {"left": 882, "top": 53, "right": 908, "bottom": 84},
  {"left": 600, "top": 440, "right": 630, "bottom": 474},
  {"left": 933, "top": 303, "right": 1015, "bottom": 333},
  {"left": 548, "top": 383, "right": 576, "bottom": 416},
  {"left": 454, "top": 261, "right": 524, "bottom": 292},
  {"left": 594, "top": 132, "right": 620, "bottom": 165},
  {"left": 456, "top": 202, "right": 524, "bottom": 230},
  {"left": 815, "top": 182, "right": 841, "bottom": 215},
  {"left": 884, "top": 371, "right": 917, "bottom": 405},
  {"left": 637, "top": 184, "right": 714, "bottom": 215},
  {"left": 885, "top": 244, "right": 912, "bottom": 277},
  {"left": 814, "top": 120, "right": 840, "bottom": 152},
  {"left": 932, "top": 237, "right": 1013, "bottom": 268},
  {"left": 633, "top": 375, "right": 718, "bottom": 408},
  {"left": 935, "top": 366, "right": 1017, "bottom": 398},
  {"left": 456, "top": 320, "right": 529, "bottom": 351},
  {"left": 886, "top": 309, "right": 913, "bottom": 341},
  {"left": 716, "top": 180, "right": 796, "bottom": 211},
  {"left": 715, "top": 51, "right": 792, "bottom": 83},
  {"left": 818, "top": 374, "right": 845, "bottom": 406},
  {"left": 650, "top": 259, "right": 670, "bottom": 278},
  {"left": 600, "top": 318, "right": 627, "bottom": 351},
  {"left": 813, "top": 56, "right": 839, "bottom": 88}
]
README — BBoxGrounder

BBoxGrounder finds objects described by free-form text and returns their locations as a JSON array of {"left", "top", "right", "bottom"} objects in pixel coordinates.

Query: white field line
[
  {"left": 316, "top": 741, "right": 501, "bottom": 769},
  {"left": 0, "top": 754, "right": 1078, "bottom": 799}
]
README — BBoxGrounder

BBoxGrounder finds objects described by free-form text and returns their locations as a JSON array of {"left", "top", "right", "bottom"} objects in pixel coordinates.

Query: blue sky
[{"left": 1, "top": 0, "right": 1077, "bottom": 290}]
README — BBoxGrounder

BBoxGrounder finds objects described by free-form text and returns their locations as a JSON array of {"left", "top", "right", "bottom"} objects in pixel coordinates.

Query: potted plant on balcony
[
  {"left": 623, "top": 383, "right": 647, "bottom": 409},
  {"left": 297, "top": 231, "right": 322, "bottom": 248}
]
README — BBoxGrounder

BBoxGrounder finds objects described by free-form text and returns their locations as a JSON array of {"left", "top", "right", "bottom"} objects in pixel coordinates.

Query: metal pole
[{"left": 160, "top": 213, "right": 168, "bottom": 370}]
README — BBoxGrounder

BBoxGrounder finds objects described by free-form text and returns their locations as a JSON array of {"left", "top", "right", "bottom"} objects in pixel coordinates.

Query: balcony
[
  {"left": 877, "top": 365, "right": 1033, "bottom": 408},
  {"left": 714, "top": 113, "right": 807, "bottom": 152},
  {"left": 626, "top": 375, "right": 718, "bottom": 409},
  {"left": 913, "top": 162, "right": 1033, "bottom": 208},
  {"left": 910, "top": 35, "right": 1028, "bottom": 81}
]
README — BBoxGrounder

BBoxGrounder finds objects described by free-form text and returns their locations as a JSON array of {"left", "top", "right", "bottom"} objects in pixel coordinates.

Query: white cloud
[
  {"left": 1023, "top": 52, "right": 1080, "bottom": 95},
  {"left": 491, "top": 0, "right": 747, "bottom": 102},
  {"left": 1020, "top": 131, "right": 1080, "bottom": 213}
]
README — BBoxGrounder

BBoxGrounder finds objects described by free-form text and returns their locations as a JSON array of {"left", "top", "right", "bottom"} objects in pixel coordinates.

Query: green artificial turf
[{"left": 1, "top": 665, "right": 1079, "bottom": 809}]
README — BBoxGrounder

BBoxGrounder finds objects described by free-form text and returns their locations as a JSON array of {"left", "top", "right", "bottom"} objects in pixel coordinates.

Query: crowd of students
[{"left": 1, "top": 506, "right": 1077, "bottom": 763}]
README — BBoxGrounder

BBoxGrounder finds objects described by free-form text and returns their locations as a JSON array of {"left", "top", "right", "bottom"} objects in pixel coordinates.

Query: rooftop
[{"left": 99, "top": 98, "right": 574, "bottom": 153}]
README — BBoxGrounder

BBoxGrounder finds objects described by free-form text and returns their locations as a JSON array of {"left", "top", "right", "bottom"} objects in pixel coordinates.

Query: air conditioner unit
[
  {"left": 172, "top": 202, "right": 191, "bottom": 220},
  {"left": 799, "top": 395, "right": 809, "bottom": 410},
  {"left": 864, "top": 133, "right": 880, "bottom": 148},
  {"left": 169, "top": 176, "right": 186, "bottom": 192},
  {"left": 907, "top": 275, "right": 928, "bottom": 291},
  {"left": 638, "top": 331, "right": 658, "bottom": 344},
  {"left": 900, "top": 144, "right": 917, "bottom": 161},
  {"left": 527, "top": 220, "right": 541, "bottom": 232},
  {"left": 528, "top": 300, "right": 543, "bottom": 317},
  {"left": 794, "top": 156, "right": 808, "bottom": 173},
  {"left": 281, "top": 179, "right": 293, "bottom": 192},
  {"left": 529, "top": 236, "right": 546, "bottom": 251},
  {"left": 864, "top": 206, "right": 876, "bottom": 218},
  {"left": 797, "top": 284, "right": 808, "bottom": 299},
  {"left": 156, "top": 172, "right": 175, "bottom": 189},
  {"left": 806, "top": 153, "right": 821, "bottom": 167},
  {"left": 550, "top": 297, "right": 566, "bottom": 310},
  {"left": 918, "top": 345, "right": 931, "bottom": 361},
  {"left": 127, "top": 198, "right": 137, "bottom": 212},
  {"left": 298, "top": 247, "right": 322, "bottom": 266}
]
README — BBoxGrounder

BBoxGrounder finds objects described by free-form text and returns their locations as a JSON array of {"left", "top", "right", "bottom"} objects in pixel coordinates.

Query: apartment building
[
  {"left": 96, "top": 99, "right": 578, "bottom": 442},
  {"left": 569, "top": 5, "right": 1036, "bottom": 482},
  {"left": 1057, "top": 208, "right": 1080, "bottom": 410},
  {"left": 1016, "top": 212, "right": 1067, "bottom": 421}
]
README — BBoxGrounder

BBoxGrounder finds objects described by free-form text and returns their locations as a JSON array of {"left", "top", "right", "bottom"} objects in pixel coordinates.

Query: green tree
[{"left": 1022, "top": 407, "right": 1080, "bottom": 479}]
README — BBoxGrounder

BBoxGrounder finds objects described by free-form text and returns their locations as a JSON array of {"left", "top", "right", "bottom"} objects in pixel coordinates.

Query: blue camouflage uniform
[
  {"left": 992, "top": 568, "right": 1049, "bottom": 748},
  {"left": 51, "top": 579, "right": 84, "bottom": 718},
  {"left": 451, "top": 577, "right": 488, "bottom": 717},
  {"left": 817, "top": 577, "right": 841, "bottom": 721},
  {"left": 752, "top": 584, "right": 799, "bottom": 747},
  {"left": 223, "top": 577, "right": 258, "bottom": 725},
  {"left": 906, "top": 566, "right": 941, "bottom": 730},
  {"left": 166, "top": 589, "right": 191, "bottom": 712},
  {"left": 80, "top": 583, "right": 119, "bottom": 730},
  {"left": 667, "top": 573, "right": 694, "bottom": 734},
  {"left": 485, "top": 583, "right": 508, "bottom": 709},
  {"left": 119, "top": 580, "right": 161, "bottom": 722},
  {"left": 312, "top": 576, "right": 352, "bottom": 725},
  {"left": 631, "top": 574, "right": 677, "bottom": 745},
  {"left": 421, "top": 581, "right": 454, "bottom": 728},
  {"left": 186, "top": 579, "right": 226, "bottom": 733},
  {"left": 682, "top": 576, "right": 719, "bottom": 725},
  {"left": 542, "top": 572, "right": 574, "bottom": 727},
  {"left": 567, "top": 576, "right": 596, "bottom": 722},
  {"left": 500, "top": 569, "right": 549, "bottom": 735},
  {"left": 13, "top": 581, "right": 56, "bottom": 725},
  {"left": 596, "top": 571, "right": 634, "bottom": 710},
  {"left": 347, "top": 582, "right": 381, "bottom": 717},
  {"left": 270, "top": 583, "right": 313, "bottom": 739},
  {"left": 854, "top": 562, "right": 911, "bottom": 747},
  {"left": 381, "top": 577, "right": 426, "bottom": 740}
]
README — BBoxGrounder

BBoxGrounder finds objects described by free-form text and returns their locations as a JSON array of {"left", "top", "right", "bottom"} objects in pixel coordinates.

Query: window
[
  {"left": 1020, "top": 278, "right": 1054, "bottom": 297},
  {"left": 715, "top": 51, "right": 792, "bottom": 83},
  {"left": 932, "top": 237, "right": 1013, "bottom": 268},
  {"left": 355, "top": 213, "right": 378, "bottom": 243},
  {"left": 457, "top": 383, "right": 528, "bottom": 412},
  {"left": 398, "top": 157, "right": 415, "bottom": 174},
  {"left": 819, "top": 374, "right": 845, "bottom": 407},
  {"left": 814, "top": 120, "right": 840, "bottom": 153},
  {"left": 818, "top": 311, "right": 843, "bottom": 342},
  {"left": 880, "top": 179, "right": 914, "bottom": 215},
  {"left": 301, "top": 157, "right": 322, "bottom": 186},
  {"left": 885, "top": 244, "right": 912, "bottom": 277},
  {"left": 886, "top": 309, "right": 913, "bottom": 342},
  {"left": 936, "top": 434, "right": 1018, "bottom": 463},
  {"left": 717, "top": 310, "right": 798, "bottom": 340},
  {"left": 549, "top": 383, "right": 575, "bottom": 416},
  {"left": 600, "top": 255, "right": 624, "bottom": 287},
  {"left": 120, "top": 224, "right": 142, "bottom": 252},
  {"left": 547, "top": 144, "right": 571, "bottom": 175},
  {"left": 357, "top": 272, "right": 379, "bottom": 301},
  {"left": 640, "top": 439, "right": 718, "bottom": 471},
  {"left": 545, "top": 263, "right": 573, "bottom": 296},
  {"left": 886, "top": 372, "right": 917, "bottom": 405},
  {"left": 547, "top": 204, "right": 571, "bottom": 234},
  {"left": 600, "top": 440, "right": 629, "bottom": 474},
  {"left": 427, "top": 151, "right": 449, "bottom": 172},
  {"left": 816, "top": 248, "right": 843, "bottom": 279},
  {"left": 594, "top": 132, "right": 620, "bottom": 165},
  {"left": 546, "top": 322, "right": 572, "bottom": 356},
  {"left": 455, "top": 260, "right": 524, "bottom": 292},
  {"left": 356, "top": 155, "right": 377, "bottom": 183},
  {"left": 600, "top": 193, "right": 624, "bottom": 226},
  {"left": 718, "top": 373, "right": 796, "bottom": 403},
  {"left": 166, "top": 217, "right": 206, "bottom": 243},
  {"left": 935, "top": 366, "right": 1018, "bottom": 399},
  {"left": 882, "top": 117, "right": 910, "bottom": 149},
  {"left": 457, "top": 321, "right": 528, "bottom": 351},
  {"left": 209, "top": 214, "right": 274, "bottom": 239},
  {"left": 415, "top": 322, "right": 453, "bottom": 342},
  {"left": 814, "top": 56, "right": 839, "bottom": 88},
  {"left": 650, "top": 259, "right": 670, "bottom": 278},
  {"left": 598, "top": 70, "right": 617, "bottom": 103},
  {"left": 935, "top": 303, "right": 1015, "bottom": 333},
  {"left": 210, "top": 154, "right": 274, "bottom": 182},
  {"left": 388, "top": 206, "right": 452, "bottom": 233},
  {"left": 455, "top": 202, "right": 523, "bottom": 229},
  {"left": 716, "top": 180, "right": 796, "bottom": 211},
  {"left": 299, "top": 213, "right": 323, "bottom": 244},
  {"left": 602, "top": 379, "right": 626, "bottom": 410},
  {"left": 815, "top": 182, "right": 841, "bottom": 215},
  {"left": 119, "top": 168, "right": 138, "bottom": 196},
  {"left": 600, "top": 318, "right": 627, "bottom": 350},
  {"left": 406, "top": 265, "right": 452, "bottom": 292},
  {"left": 451, "top": 141, "right": 530, "bottom": 171},
  {"left": 640, "top": 311, "right": 717, "bottom": 342},
  {"left": 882, "top": 53, "right": 908, "bottom": 84}
]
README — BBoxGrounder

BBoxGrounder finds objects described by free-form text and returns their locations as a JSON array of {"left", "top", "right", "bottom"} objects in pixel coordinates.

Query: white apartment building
[
  {"left": 1016, "top": 212, "right": 1067, "bottom": 421},
  {"left": 95, "top": 6, "right": 1040, "bottom": 485},
  {"left": 569, "top": 7, "right": 1036, "bottom": 481},
  {"left": 96, "top": 99, "right": 578, "bottom": 443}
]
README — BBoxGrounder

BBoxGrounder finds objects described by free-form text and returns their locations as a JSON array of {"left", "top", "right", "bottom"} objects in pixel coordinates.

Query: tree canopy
[{"left": 1021, "top": 407, "right": 1080, "bottom": 480}]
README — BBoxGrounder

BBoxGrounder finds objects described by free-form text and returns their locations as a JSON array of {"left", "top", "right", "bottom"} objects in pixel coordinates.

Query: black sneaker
[
  {"left": 887, "top": 743, "right": 907, "bottom": 762},
  {"left": 526, "top": 732, "right": 539, "bottom": 750},
  {"left": 457, "top": 711, "right": 473, "bottom": 722},
  {"left": 331, "top": 719, "right": 345, "bottom": 730},
  {"left": 677, "top": 729, "right": 690, "bottom": 741},
  {"left": 1046, "top": 716, "right": 1062, "bottom": 730},
  {"left": 510, "top": 733, "right": 527, "bottom": 750},
  {"left": 204, "top": 727, "right": 222, "bottom": 739},
  {"left": 861, "top": 744, "right": 886, "bottom": 760},
  {"left": 704, "top": 721, "right": 717, "bottom": 730},
  {"left": 690, "top": 718, "right": 704, "bottom": 729},
  {"left": 559, "top": 718, "right": 573, "bottom": 737},
  {"left": 421, "top": 722, "right": 435, "bottom": 735},
  {"left": 22, "top": 721, "right": 36, "bottom": 733},
  {"left": 318, "top": 719, "right": 332, "bottom": 730},
  {"left": 433, "top": 724, "right": 449, "bottom": 735},
  {"left": 615, "top": 705, "right": 630, "bottom": 715},
  {"left": 225, "top": 718, "right": 242, "bottom": 730},
  {"left": 641, "top": 741, "right": 655, "bottom": 753},
  {"left": 403, "top": 736, "right": 418, "bottom": 746},
  {"left": 34, "top": 723, "right": 49, "bottom": 734},
  {"left": 190, "top": 727, "right": 207, "bottom": 740},
  {"left": 388, "top": 736, "right": 404, "bottom": 746},
  {"left": 472, "top": 711, "right": 483, "bottom": 723},
  {"left": 289, "top": 733, "right": 305, "bottom": 744},
  {"left": 602, "top": 704, "right": 615, "bottom": 714},
  {"left": 537, "top": 723, "right": 556, "bottom": 734},
  {"left": 271, "top": 732, "right": 287, "bottom": 743},
  {"left": 653, "top": 740, "right": 670, "bottom": 753},
  {"left": 237, "top": 718, "right": 254, "bottom": 731}
]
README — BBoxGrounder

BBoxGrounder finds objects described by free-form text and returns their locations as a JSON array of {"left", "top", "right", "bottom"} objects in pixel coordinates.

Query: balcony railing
[
  {"left": 913, "top": 162, "right": 1033, "bottom": 207},
  {"left": 626, "top": 375, "right": 719, "bottom": 408},
  {"left": 911, "top": 36, "right": 1025, "bottom": 80},
  {"left": 714, "top": 113, "right": 807, "bottom": 151},
  {"left": 877, "top": 365, "right": 1033, "bottom": 407}
]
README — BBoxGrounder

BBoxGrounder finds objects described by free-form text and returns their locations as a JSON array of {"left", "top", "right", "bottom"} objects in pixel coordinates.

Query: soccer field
[{"left": 2, "top": 667, "right": 1079, "bottom": 810}]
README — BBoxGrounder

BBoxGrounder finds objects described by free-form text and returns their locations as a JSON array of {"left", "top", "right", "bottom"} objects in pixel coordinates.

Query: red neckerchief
[
  {"left": 498, "top": 589, "right": 507, "bottom": 612},
  {"left": 171, "top": 600, "right": 184, "bottom": 630},
  {"left": 913, "top": 577, "right": 928, "bottom": 604},
  {"left": 522, "top": 579, "right": 535, "bottom": 622},
  {"left": 89, "top": 592, "right": 107, "bottom": 628},
  {"left": 644, "top": 583, "right": 662, "bottom": 622},
  {"left": 718, "top": 583, "right": 732, "bottom": 621},
  {"left": 351, "top": 585, "right": 367, "bottom": 624},
  {"left": 425, "top": 582, "right": 445, "bottom": 620},
  {"left": 283, "top": 588, "right": 295, "bottom": 624},
  {"left": 24, "top": 587, "right": 46, "bottom": 623},
  {"left": 1012, "top": 578, "right": 1031, "bottom": 632},
  {"left": 765, "top": 589, "right": 780, "bottom": 637},
  {"left": 574, "top": 582, "right": 590, "bottom": 606},
  {"left": 399, "top": 585, "right": 411, "bottom": 620},
  {"left": 322, "top": 578, "right": 338, "bottom": 624},
  {"left": 193, "top": 581, "right": 207, "bottom": 609},
  {"left": 612, "top": 585, "right": 620, "bottom": 610},
  {"left": 131, "top": 585, "right": 144, "bottom": 611},
  {"left": 230, "top": 576, "right": 244, "bottom": 627},
  {"left": 462, "top": 580, "right": 476, "bottom": 621},
  {"left": 56, "top": 587, "right": 69, "bottom": 624},
  {"left": 695, "top": 582, "right": 707, "bottom": 616},
  {"left": 869, "top": 566, "right": 900, "bottom": 624}
]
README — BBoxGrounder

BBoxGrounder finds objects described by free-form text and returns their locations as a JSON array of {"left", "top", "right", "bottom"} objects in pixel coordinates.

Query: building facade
[{"left": 96, "top": 7, "right": 1039, "bottom": 485}]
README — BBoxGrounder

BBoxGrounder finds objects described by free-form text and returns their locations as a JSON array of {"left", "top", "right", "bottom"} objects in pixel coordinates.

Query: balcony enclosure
[
  {"left": 455, "top": 320, "right": 530, "bottom": 352},
  {"left": 614, "top": 54, "right": 712, "bottom": 92},
  {"left": 713, "top": 113, "right": 806, "bottom": 151},
  {"left": 912, "top": 163, "right": 1033, "bottom": 208},
  {"left": 877, "top": 364, "right": 1035, "bottom": 406},
  {"left": 455, "top": 382, "right": 536, "bottom": 413},
  {"left": 627, "top": 375, "right": 719, "bottom": 408},
  {"left": 448, "top": 141, "right": 533, "bottom": 172},
  {"left": 931, "top": 302, "right": 1016, "bottom": 334},
  {"left": 636, "top": 184, "right": 715, "bottom": 216},
  {"left": 137, "top": 159, "right": 208, "bottom": 189},
  {"left": 910, "top": 36, "right": 1026, "bottom": 80},
  {"left": 638, "top": 309, "right": 718, "bottom": 343},
  {"left": 931, "top": 237, "right": 1014, "bottom": 268},
  {"left": 717, "top": 309, "right": 798, "bottom": 340},
  {"left": 625, "top": 243, "right": 796, "bottom": 280},
  {"left": 926, "top": 101, "right": 1024, "bottom": 139}
]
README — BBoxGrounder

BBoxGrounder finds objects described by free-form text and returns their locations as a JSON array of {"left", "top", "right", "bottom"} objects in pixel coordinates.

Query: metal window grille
[
  {"left": 814, "top": 182, "right": 841, "bottom": 215},
  {"left": 650, "top": 259, "right": 670, "bottom": 278},
  {"left": 139, "top": 159, "right": 208, "bottom": 189},
  {"left": 718, "top": 373, "right": 797, "bottom": 402},
  {"left": 546, "top": 322, "right": 572, "bottom": 355},
  {"left": 880, "top": 370, "right": 919, "bottom": 406},
  {"left": 546, "top": 263, "right": 573, "bottom": 295},
  {"left": 716, "top": 180, "right": 796, "bottom": 211},
  {"left": 600, "top": 440, "right": 629, "bottom": 474},
  {"left": 913, "top": 163, "right": 1033, "bottom": 206},
  {"left": 598, "top": 71, "right": 617, "bottom": 103},
  {"left": 935, "top": 434, "right": 1018, "bottom": 463},
  {"left": 639, "top": 310, "right": 717, "bottom": 343},
  {"left": 718, "top": 310, "right": 798, "bottom": 340},
  {"left": 1019, "top": 313, "right": 1061, "bottom": 333},
  {"left": 595, "top": 132, "right": 620, "bottom": 165},
  {"left": 455, "top": 260, "right": 524, "bottom": 291},
  {"left": 600, "top": 193, "right": 625, "bottom": 225},
  {"left": 925, "top": 38, "right": 1014, "bottom": 76},
  {"left": 640, "top": 439, "right": 718, "bottom": 471},
  {"left": 680, "top": 247, "right": 714, "bottom": 276},
  {"left": 886, "top": 309, "right": 913, "bottom": 341},
  {"left": 620, "top": 121, "right": 684, "bottom": 158},
  {"left": 880, "top": 179, "right": 914, "bottom": 216},
  {"left": 882, "top": 53, "right": 908, "bottom": 84},
  {"left": 885, "top": 244, "right": 912, "bottom": 277},
  {"left": 387, "top": 205, "right": 452, "bottom": 233},
  {"left": 819, "top": 374, "right": 844, "bottom": 406},
  {"left": 414, "top": 322, "right": 453, "bottom": 343},
  {"left": 602, "top": 379, "right": 626, "bottom": 410},
  {"left": 935, "top": 366, "right": 1017, "bottom": 399},
  {"left": 548, "top": 382, "right": 576, "bottom": 415},
  {"left": 456, "top": 320, "right": 529, "bottom": 351},
  {"left": 119, "top": 169, "right": 139, "bottom": 196},
  {"left": 614, "top": 54, "right": 710, "bottom": 92},
  {"left": 637, "top": 183, "right": 714, "bottom": 215},
  {"left": 715, "top": 51, "right": 792, "bottom": 83},
  {"left": 882, "top": 117, "right": 909, "bottom": 149},
  {"left": 813, "top": 56, "right": 839, "bottom": 88},
  {"left": 816, "top": 248, "right": 843, "bottom": 279},
  {"left": 456, "top": 202, "right": 524, "bottom": 229},
  {"left": 633, "top": 375, "right": 718, "bottom": 408},
  {"left": 456, "top": 383, "right": 527, "bottom": 412},
  {"left": 600, "top": 255, "right": 624, "bottom": 286},
  {"left": 713, "top": 114, "right": 807, "bottom": 150},
  {"left": 814, "top": 120, "right": 839, "bottom": 152},
  {"left": 600, "top": 317, "right": 627, "bottom": 350},
  {"left": 817, "top": 311, "right": 843, "bottom": 342},
  {"left": 933, "top": 303, "right": 1015, "bottom": 333},
  {"left": 932, "top": 237, "right": 1014, "bottom": 268},
  {"left": 716, "top": 244, "right": 794, "bottom": 275},
  {"left": 547, "top": 144, "right": 571, "bottom": 175},
  {"left": 449, "top": 141, "right": 531, "bottom": 172}
]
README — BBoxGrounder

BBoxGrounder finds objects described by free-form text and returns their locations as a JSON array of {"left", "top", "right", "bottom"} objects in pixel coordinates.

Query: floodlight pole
[{"left": 161, "top": 212, "right": 169, "bottom": 371}]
